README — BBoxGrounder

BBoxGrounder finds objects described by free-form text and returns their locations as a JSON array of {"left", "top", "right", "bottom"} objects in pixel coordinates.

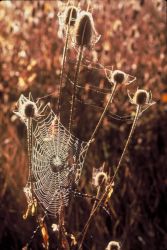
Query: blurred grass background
[{"left": 0, "top": 0, "right": 166, "bottom": 249}]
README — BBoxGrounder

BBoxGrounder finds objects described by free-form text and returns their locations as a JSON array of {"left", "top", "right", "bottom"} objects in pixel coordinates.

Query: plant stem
[
  {"left": 84, "top": 83, "right": 117, "bottom": 161},
  {"left": 79, "top": 105, "right": 141, "bottom": 249},
  {"left": 57, "top": 25, "right": 70, "bottom": 117},
  {"left": 69, "top": 45, "right": 84, "bottom": 132},
  {"left": 89, "top": 83, "right": 117, "bottom": 144},
  {"left": 27, "top": 118, "right": 33, "bottom": 189},
  {"left": 78, "top": 84, "right": 117, "bottom": 249}
]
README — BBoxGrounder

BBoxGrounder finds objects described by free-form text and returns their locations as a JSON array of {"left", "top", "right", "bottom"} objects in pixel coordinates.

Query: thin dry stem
[
  {"left": 27, "top": 118, "right": 33, "bottom": 189},
  {"left": 78, "top": 84, "right": 117, "bottom": 249},
  {"left": 69, "top": 45, "right": 84, "bottom": 132},
  {"left": 89, "top": 83, "right": 117, "bottom": 143},
  {"left": 57, "top": 25, "right": 70, "bottom": 116},
  {"left": 87, "top": 0, "right": 91, "bottom": 11},
  {"left": 109, "top": 105, "right": 141, "bottom": 182},
  {"left": 79, "top": 105, "right": 141, "bottom": 249}
]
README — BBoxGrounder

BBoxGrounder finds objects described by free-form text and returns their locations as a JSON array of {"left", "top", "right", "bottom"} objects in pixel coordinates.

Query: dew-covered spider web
[{"left": 31, "top": 105, "right": 89, "bottom": 216}]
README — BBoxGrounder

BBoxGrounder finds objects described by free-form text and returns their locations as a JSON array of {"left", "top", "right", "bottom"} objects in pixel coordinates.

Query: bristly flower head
[
  {"left": 74, "top": 10, "right": 100, "bottom": 48},
  {"left": 112, "top": 70, "right": 126, "bottom": 84},
  {"left": 95, "top": 172, "right": 108, "bottom": 186},
  {"left": 134, "top": 89, "right": 148, "bottom": 105},
  {"left": 128, "top": 88, "right": 155, "bottom": 106},
  {"left": 58, "top": 5, "right": 79, "bottom": 37},
  {"left": 106, "top": 69, "right": 136, "bottom": 85},
  {"left": 92, "top": 164, "right": 108, "bottom": 187},
  {"left": 64, "top": 6, "right": 77, "bottom": 26},
  {"left": 105, "top": 241, "right": 121, "bottom": 250},
  {"left": 14, "top": 94, "right": 38, "bottom": 124}
]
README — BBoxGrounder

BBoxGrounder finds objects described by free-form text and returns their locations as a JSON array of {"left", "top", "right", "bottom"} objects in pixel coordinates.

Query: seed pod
[
  {"left": 106, "top": 241, "right": 120, "bottom": 250},
  {"left": 112, "top": 70, "right": 126, "bottom": 84},
  {"left": 24, "top": 102, "right": 36, "bottom": 118},
  {"left": 95, "top": 172, "right": 108, "bottom": 186},
  {"left": 75, "top": 12, "right": 93, "bottom": 47},
  {"left": 65, "top": 6, "right": 77, "bottom": 26},
  {"left": 134, "top": 89, "right": 148, "bottom": 105}
]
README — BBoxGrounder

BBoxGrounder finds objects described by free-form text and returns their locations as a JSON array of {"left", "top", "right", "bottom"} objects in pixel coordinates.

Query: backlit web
[
  {"left": 31, "top": 105, "right": 89, "bottom": 216},
  {"left": 14, "top": 94, "right": 90, "bottom": 216}
]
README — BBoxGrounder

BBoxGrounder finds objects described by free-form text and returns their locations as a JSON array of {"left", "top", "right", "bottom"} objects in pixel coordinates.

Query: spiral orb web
[{"left": 31, "top": 107, "right": 89, "bottom": 216}]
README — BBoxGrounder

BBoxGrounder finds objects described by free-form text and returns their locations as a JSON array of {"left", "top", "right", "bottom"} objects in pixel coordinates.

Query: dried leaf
[
  {"left": 70, "top": 234, "right": 77, "bottom": 246},
  {"left": 104, "top": 186, "right": 114, "bottom": 205},
  {"left": 52, "top": 223, "right": 59, "bottom": 232},
  {"left": 23, "top": 205, "right": 31, "bottom": 220},
  {"left": 40, "top": 221, "right": 49, "bottom": 250}
]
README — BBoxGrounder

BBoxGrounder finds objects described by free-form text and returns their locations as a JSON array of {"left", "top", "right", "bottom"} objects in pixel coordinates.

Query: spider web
[{"left": 31, "top": 105, "right": 89, "bottom": 216}]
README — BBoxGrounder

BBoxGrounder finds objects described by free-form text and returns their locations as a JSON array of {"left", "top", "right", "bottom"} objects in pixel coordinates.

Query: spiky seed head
[
  {"left": 106, "top": 241, "right": 120, "bottom": 250},
  {"left": 134, "top": 89, "right": 148, "bottom": 105},
  {"left": 65, "top": 6, "right": 77, "bottom": 26},
  {"left": 95, "top": 172, "right": 108, "bottom": 186},
  {"left": 24, "top": 102, "right": 36, "bottom": 118},
  {"left": 75, "top": 12, "right": 93, "bottom": 47},
  {"left": 14, "top": 95, "right": 38, "bottom": 123},
  {"left": 112, "top": 70, "right": 126, "bottom": 84}
]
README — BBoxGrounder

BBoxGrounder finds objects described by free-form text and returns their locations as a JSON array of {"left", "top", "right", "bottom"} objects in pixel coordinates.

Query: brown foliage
[{"left": 0, "top": 1, "right": 166, "bottom": 250}]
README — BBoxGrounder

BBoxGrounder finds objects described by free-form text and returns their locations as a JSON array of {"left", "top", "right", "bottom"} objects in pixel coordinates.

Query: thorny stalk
[
  {"left": 79, "top": 105, "right": 141, "bottom": 249},
  {"left": 69, "top": 45, "right": 84, "bottom": 132}
]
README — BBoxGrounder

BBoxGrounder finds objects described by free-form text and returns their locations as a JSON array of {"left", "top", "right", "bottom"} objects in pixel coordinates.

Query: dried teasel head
[
  {"left": 19, "top": 100, "right": 38, "bottom": 119},
  {"left": 133, "top": 89, "right": 149, "bottom": 105},
  {"left": 75, "top": 11, "right": 92, "bottom": 46},
  {"left": 64, "top": 6, "right": 77, "bottom": 26},
  {"left": 14, "top": 94, "right": 38, "bottom": 123},
  {"left": 105, "top": 241, "right": 121, "bottom": 250},
  {"left": 128, "top": 89, "right": 154, "bottom": 106},
  {"left": 95, "top": 172, "right": 108, "bottom": 186},
  {"left": 92, "top": 164, "right": 108, "bottom": 187},
  {"left": 105, "top": 69, "right": 136, "bottom": 86},
  {"left": 57, "top": 5, "right": 78, "bottom": 38},
  {"left": 112, "top": 70, "right": 126, "bottom": 84},
  {"left": 24, "top": 102, "right": 37, "bottom": 118},
  {"left": 75, "top": 11, "right": 99, "bottom": 47}
]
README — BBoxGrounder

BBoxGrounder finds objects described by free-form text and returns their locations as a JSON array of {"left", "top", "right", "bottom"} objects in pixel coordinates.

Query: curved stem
[
  {"left": 69, "top": 45, "right": 84, "bottom": 132},
  {"left": 57, "top": 25, "right": 70, "bottom": 117},
  {"left": 79, "top": 105, "right": 141, "bottom": 249}
]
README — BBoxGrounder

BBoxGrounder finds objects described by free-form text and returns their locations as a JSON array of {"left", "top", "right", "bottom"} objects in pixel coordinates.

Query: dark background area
[{"left": 0, "top": 0, "right": 166, "bottom": 249}]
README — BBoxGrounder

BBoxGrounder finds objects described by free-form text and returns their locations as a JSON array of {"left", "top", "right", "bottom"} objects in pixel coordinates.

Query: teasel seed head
[
  {"left": 112, "top": 70, "right": 126, "bottom": 84},
  {"left": 106, "top": 241, "right": 121, "bottom": 250},
  {"left": 134, "top": 89, "right": 148, "bottom": 105},
  {"left": 14, "top": 94, "right": 38, "bottom": 124},
  {"left": 75, "top": 11, "right": 94, "bottom": 47},
  {"left": 65, "top": 6, "right": 77, "bottom": 26},
  {"left": 94, "top": 172, "right": 108, "bottom": 186},
  {"left": 24, "top": 102, "right": 36, "bottom": 118}
]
